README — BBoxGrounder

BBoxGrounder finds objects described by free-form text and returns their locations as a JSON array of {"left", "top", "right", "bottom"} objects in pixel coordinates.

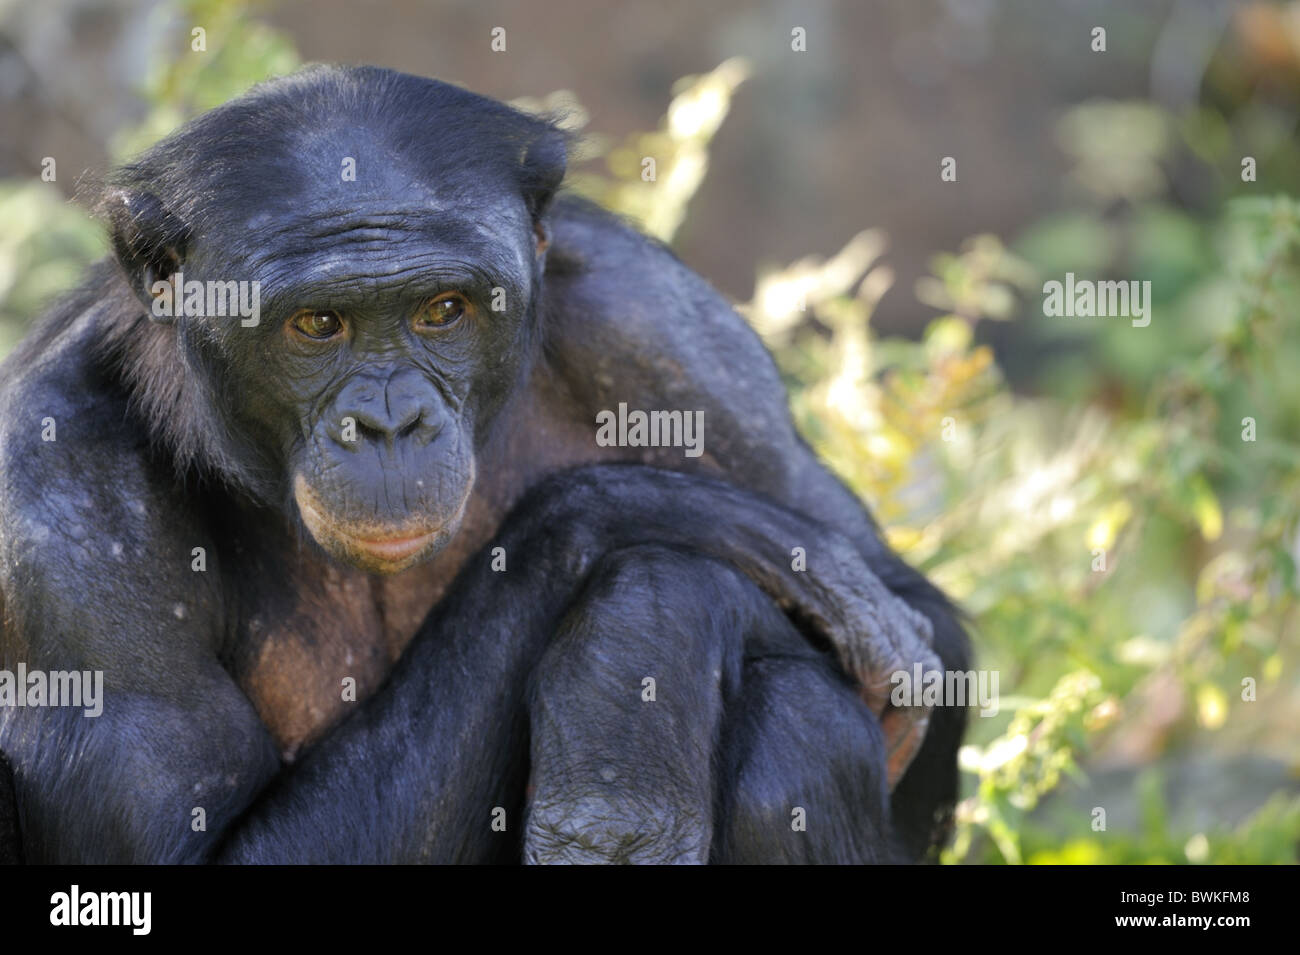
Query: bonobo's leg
[
  {"left": 546, "top": 199, "right": 969, "bottom": 856},
  {"left": 522, "top": 545, "right": 899, "bottom": 867},
  {"left": 712, "top": 634, "right": 897, "bottom": 863},
  {"left": 524, "top": 544, "right": 896, "bottom": 864},
  {"left": 524, "top": 545, "right": 742, "bottom": 864},
  {"left": 520, "top": 465, "right": 942, "bottom": 779}
]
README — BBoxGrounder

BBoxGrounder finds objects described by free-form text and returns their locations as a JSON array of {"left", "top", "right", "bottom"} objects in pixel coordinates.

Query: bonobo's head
[{"left": 98, "top": 66, "right": 568, "bottom": 573}]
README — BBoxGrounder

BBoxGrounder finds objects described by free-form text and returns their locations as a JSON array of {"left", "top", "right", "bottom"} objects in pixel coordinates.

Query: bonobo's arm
[
  {"left": 542, "top": 197, "right": 967, "bottom": 790},
  {"left": 0, "top": 326, "right": 277, "bottom": 863},
  {"left": 543, "top": 197, "right": 885, "bottom": 548}
]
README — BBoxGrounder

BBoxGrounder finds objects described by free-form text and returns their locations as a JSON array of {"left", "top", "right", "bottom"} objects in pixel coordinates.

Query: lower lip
[{"left": 350, "top": 531, "right": 439, "bottom": 562}]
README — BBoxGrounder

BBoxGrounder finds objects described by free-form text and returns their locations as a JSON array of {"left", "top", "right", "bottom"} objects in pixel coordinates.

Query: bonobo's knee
[
  {"left": 714, "top": 652, "right": 900, "bottom": 863},
  {"left": 533, "top": 543, "right": 756, "bottom": 701},
  {"left": 525, "top": 544, "right": 762, "bottom": 864}
]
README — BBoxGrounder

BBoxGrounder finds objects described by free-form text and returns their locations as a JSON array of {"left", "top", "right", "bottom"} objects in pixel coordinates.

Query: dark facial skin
[{"left": 143, "top": 134, "right": 544, "bottom": 573}]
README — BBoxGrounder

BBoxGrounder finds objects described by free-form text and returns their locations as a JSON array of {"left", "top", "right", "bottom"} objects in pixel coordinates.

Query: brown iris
[
  {"left": 289, "top": 309, "right": 344, "bottom": 340},
  {"left": 415, "top": 292, "right": 469, "bottom": 330}
]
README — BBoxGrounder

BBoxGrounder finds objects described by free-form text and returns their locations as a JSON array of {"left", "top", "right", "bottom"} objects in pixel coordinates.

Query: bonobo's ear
[
  {"left": 518, "top": 128, "right": 568, "bottom": 254},
  {"left": 99, "top": 187, "right": 191, "bottom": 322}
]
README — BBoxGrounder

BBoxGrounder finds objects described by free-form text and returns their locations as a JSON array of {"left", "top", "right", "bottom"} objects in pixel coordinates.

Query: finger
[{"left": 880, "top": 703, "right": 931, "bottom": 789}]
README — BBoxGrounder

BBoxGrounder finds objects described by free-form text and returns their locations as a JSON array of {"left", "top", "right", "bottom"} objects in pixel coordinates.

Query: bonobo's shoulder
[
  {"left": 543, "top": 193, "right": 758, "bottom": 346},
  {"left": 1, "top": 262, "right": 111, "bottom": 379},
  {"left": 547, "top": 194, "right": 694, "bottom": 279},
  {"left": 0, "top": 264, "right": 166, "bottom": 554},
  {"left": 0, "top": 266, "right": 224, "bottom": 658},
  {"left": 0, "top": 264, "right": 127, "bottom": 445}
]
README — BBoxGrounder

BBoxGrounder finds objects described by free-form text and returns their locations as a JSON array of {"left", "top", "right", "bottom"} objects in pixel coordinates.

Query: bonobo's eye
[
  {"left": 289, "top": 309, "right": 345, "bottom": 341},
  {"left": 415, "top": 292, "right": 470, "bottom": 331}
]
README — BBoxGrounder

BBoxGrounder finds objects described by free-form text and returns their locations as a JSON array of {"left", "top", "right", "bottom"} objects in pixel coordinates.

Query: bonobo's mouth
[
  {"left": 344, "top": 530, "right": 441, "bottom": 563},
  {"left": 292, "top": 475, "right": 461, "bottom": 575}
]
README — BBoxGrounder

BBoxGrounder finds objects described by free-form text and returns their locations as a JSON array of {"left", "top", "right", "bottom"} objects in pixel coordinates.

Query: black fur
[{"left": 0, "top": 66, "right": 967, "bottom": 863}]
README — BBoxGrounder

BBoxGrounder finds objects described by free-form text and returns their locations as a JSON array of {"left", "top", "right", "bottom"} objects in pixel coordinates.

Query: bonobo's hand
[{"left": 517, "top": 464, "right": 943, "bottom": 786}]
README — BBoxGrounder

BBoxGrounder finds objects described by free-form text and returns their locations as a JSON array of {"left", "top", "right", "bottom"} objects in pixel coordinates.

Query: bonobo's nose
[{"left": 330, "top": 369, "right": 444, "bottom": 447}]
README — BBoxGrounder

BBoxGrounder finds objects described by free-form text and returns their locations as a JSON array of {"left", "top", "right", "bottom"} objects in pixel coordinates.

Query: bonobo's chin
[{"left": 292, "top": 475, "right": 465, "bottom": 575}]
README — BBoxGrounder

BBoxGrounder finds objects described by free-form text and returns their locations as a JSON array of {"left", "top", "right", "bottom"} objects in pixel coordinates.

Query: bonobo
[{"left": 0, "top": 65, "right": 968, "bottom": 864}]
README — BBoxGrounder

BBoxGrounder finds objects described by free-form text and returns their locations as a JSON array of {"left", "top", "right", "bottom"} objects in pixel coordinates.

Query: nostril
[
  {"left": 335, "top": 374, "right": 443, "bottom": 444},
  {"left": 354, "top": 416, "right": 389, "bottom": 442},
  {"left": 395, "top": 407, "right": 423, "bottom": 439},
  {"left": 340, "top": 406, "right": 425, "bottom": 443}
]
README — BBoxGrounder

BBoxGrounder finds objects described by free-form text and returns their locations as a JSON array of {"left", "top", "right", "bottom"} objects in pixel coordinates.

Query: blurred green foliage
[
  {"left": 0, "top": 0, "right": 1295, "bottom": 864},
  {"left": 740, "top": 100, "right": 1300, "bottom": 864},
  {"left": 0, "top": 0, "right": 299, "bottom": 347},
  {"left": 0, "top": 183, "right": 103, "bottom": 355}
]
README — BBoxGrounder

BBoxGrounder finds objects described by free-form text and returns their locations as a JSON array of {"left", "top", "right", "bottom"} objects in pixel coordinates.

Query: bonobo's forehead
[
  {"left": 225, "top": 178, "right": 531, "bottom": 265},
  {"left": 259, "top": 121, "right": 530, "bottom": 214},
  {"left": 226, "top": 199, "right": 534, "bottom": 311},
  {"left": 201, "top": 121, "right": 532, "bottom": 238},
  {"left": 186, "top": 123, "right": 536, "bottom": 297}
]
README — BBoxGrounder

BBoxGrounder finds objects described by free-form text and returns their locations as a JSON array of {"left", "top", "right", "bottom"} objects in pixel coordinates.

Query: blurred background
[{"left": 0, "top": 0, "right": 1296, "bottom": 863}]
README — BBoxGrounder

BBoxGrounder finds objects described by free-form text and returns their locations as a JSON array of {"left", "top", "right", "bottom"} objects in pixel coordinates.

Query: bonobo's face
[
  {"left": 200, "top": 183, "right": 538, "bottom": 574},
  {"left": 103, "top": 69, "right": 565, "bottom": 574}
]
